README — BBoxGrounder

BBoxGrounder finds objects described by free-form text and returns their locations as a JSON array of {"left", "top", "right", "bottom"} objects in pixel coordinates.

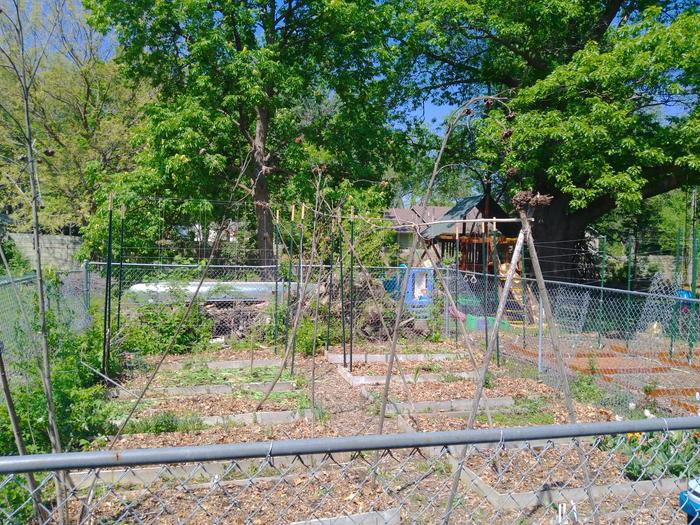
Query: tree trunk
[
  {"left": 251, "top": 107, "right": 274, "bottom": 266},
  {"left": 253, "top": 175, "right": 273, "bottom": 265},
  {"left": 529, "top": 191, "right": 595, "bottom": 280}
]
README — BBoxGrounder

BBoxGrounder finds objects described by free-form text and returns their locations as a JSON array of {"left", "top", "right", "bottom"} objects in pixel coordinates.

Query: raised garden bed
[
  {"left": 336, "top": 364, "right": 477, "bottom": 387},
  {"left": 367, "top": 391, "right": 514, "bottom": 415},
  {"left": 397, "top": 396, "right": 612, "bottom": 433},
  {"left": 124, "top": 363, "right": 295, "bottom": 389},
  {"left": 161, "top": 358, "right": 284, "bottom": 371},
  {"left": 325, "top": 350, "right": 461, "bottom": 364},
  {"left": 69, "top": 468, "right": 397, "bottom": 524},
  {"left": 107, "top": 390, "right": 309, "bottom": 419},
  {"left": 114, "top": 380, "right": 296, "bottom": 398},
  {"left": 364, "top": 376, "right": 553, "bottom": 403}
]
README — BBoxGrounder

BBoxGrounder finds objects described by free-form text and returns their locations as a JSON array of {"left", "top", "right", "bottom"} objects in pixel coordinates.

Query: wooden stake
[{"left": 517, "top": 207, "right": 600, "bottom": 525}]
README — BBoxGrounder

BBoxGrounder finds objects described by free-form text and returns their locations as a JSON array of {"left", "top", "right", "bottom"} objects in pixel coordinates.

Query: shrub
[
  {"left": 120, "top": 303, "right": 213, "bottom": 355},
  {"left": 0, "top": 323, "right": 116, "bottom": 456},
  {"left": 122, "top": 412, "right": 204, "bottom": 434},
  {"left": 570, "top": 374, "right": 605, "bottom": 404}
]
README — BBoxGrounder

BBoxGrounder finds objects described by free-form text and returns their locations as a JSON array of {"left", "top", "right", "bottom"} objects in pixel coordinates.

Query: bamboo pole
[
  {"left": 481, "top": 222, "right": 489, "bottom": 351},
  {"left": 101, "top": 194, "right": 114, "bottom": 379},
  {"left": 325, "top": 216, "right": 334, "bottom": 355},
  {"left": 284, "top": 205, "right": 295, "bottom": 356},
  {"left": 596, "top": 236, "right": 607, "bottom": 349},
  {"left": 0, "top": 342, "right": 44, "bottom": 520},
  {"left": 339, "top": 208, "right": 347, "bottom": 366},
  {"left": 291, "top": 204, "right": 305, "bottom": 374},
  {"left": 349, "top": 207, "right": 355, "bottom": 372},
  {"left": 273, "top": 210, "right": 280, "bottom": 355},
  {"left": 116, "top": 203, "right": 126, "bottom": 332},
  {"left": 442, "top": 229, "right": 524, "bottom": 525}
]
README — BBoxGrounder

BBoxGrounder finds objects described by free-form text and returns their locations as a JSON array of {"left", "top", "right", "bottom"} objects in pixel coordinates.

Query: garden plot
[
  {"left": 68, "top": 468, "right": 399, "bottom": 524},
  {"left": 68, "top": 440, "right": 684, "bottom": 525},
  {"left": 398, "top": 395, "right": 613, "bottom": 433},
  {"left": 364, "top": 375, "right": 552, "bottom": 405},
  {"left": 105, "top": 389, "right": 313, "bottom": 431},
  {"left": 118, "top": 363, "right": 299, "bottom": 398},
  {"left": 336, "top": 358, "right": 480, "bottom": 386},
  {"left": 324, "top": 340, "right": 465, "bottom": 363},
  {"left": 101, "top": 409, "right": 403, "bottom": 449}
]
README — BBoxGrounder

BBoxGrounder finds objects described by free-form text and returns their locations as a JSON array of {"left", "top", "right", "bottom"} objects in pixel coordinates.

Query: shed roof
[
  {"left": 385, "top": 205, "right": 450, "bottom": 233},
  {"left": 420, "top": 194, "right": 518, "bottom": 239}
]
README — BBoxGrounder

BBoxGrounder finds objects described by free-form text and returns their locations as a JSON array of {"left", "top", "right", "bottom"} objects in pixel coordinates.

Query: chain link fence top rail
[{"left": 1, "top": 416, "right": 700, "bottom": 524}]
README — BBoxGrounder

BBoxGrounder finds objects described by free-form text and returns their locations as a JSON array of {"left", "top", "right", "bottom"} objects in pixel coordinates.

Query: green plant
[
  {"left": 587, "top": 356, "right": 598, "bottom": 375},
  {"left": 312, "top": 406, "right": 330, "bottom": 424},
  {"left": 0, "top": 318, "right": 118, "bottom": 456},
  {"left": 643, "top": 380, "right": 659, "bottom": 397},
  {"left": 290, "top": 316, "right": 342, "bottom": 357},
  {"left": 440, "top": 372, "right": 461, "bottom": 383},
  {"left": 477, "top": 396, "right": 555, "bottom": 427},
  {"left": 122, "top": 412, "right": 205, "bottom": 434},
  {"left": 570, "top": 374, "right": 605, "bottom": 404},
  {"left": 120, "top": 302, "right": 213, "bottom": 355},
  {"left": 600, "top": 431, "right": 700, "bottom": 481},
  {"left": 160, "top": 365, "right": 292, "bottom": 386},
  {"left": 483, "top": 371, "right": 495, "bottom": 389},
  {"left": 0, "top": 239, "right": 30, "bottom": 277}
]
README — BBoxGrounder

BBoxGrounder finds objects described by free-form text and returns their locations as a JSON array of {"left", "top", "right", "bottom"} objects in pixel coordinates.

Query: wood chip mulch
[{"left": 368, "top": 376, "right": 554, "bottom": 403}]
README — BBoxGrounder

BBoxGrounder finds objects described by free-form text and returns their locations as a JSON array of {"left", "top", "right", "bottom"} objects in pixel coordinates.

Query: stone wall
[{"left": 9, "top": 233, "right": 83, "bottom": 270}]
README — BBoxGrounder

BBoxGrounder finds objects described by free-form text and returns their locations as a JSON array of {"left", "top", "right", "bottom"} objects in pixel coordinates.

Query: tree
[
  {"left": 399, "top": 0, "right": 700, "bottom": 273},
  {"left": 0, "top": 1, "right": 70, "bottom": 518},
  {"left": 87, "top": 0, "right": 406, "bottom": 263},
  {"left": 0, "top": 2, "right": 149, "bottom": 233}
]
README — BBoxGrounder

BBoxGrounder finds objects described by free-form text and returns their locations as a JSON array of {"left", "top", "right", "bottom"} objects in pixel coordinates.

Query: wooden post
[
  {"left": 492, "top": 219, "right": 500, "bottom": 366},
  {"left": 516, "top": 205, "right": 600, "bottom": 525},
  {"left": 454, "top": 223, "right": 459, "bottom": 343}
]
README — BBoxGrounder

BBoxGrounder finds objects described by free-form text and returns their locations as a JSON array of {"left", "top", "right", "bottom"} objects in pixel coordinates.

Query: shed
[{"left": 420, "top": 194, "right": 519, "bottom": 273}]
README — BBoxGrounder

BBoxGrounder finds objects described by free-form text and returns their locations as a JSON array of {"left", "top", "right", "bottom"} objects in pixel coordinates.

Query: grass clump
[
  {"left": 477, "top": 396, "right": 555, "bottom": 427},
  {"left": 122, "top": 412, "right": 205, "bottom": 434},
  {"left": 570, "top": 374, "right": 605, "bottom": 404}
]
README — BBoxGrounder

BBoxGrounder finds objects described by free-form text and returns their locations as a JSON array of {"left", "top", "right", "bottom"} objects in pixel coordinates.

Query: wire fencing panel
[
  {"left": 0, "top": 270, "right": 89, "bottom": 373},
  {"left": 89, "top": 262, "right": 700, "bottom": 361},
  {"left": 1, "top": 418, "right": 699, "bottom": 524}
]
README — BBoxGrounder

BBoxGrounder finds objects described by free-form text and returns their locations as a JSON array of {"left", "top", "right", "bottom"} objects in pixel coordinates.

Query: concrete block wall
[{"left": 9, "top": 233, "right": 83, "bottom": 270}]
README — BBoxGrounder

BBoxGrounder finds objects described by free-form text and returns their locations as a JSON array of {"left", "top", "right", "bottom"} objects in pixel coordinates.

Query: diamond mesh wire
[{"left": 1, "top": 422, "right": 699, "bottom": 524}]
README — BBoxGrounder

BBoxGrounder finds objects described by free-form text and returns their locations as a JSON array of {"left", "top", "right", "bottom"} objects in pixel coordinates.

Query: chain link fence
[
  {"left": 81, "top": 260, "right": 700, "bottom": 415},
  {"left": 0, "top": 270, "right": 90, "bottom": 371},
  {"left": 1, "top": 416, "right": 699, "bottom": 524}
]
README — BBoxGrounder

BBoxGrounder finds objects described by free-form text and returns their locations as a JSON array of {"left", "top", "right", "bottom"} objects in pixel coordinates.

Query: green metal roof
[
  {"left": 419, "top": 194, "right": 484, "bottom": 239},
  {"left": 419, "top": 194, "right": 518, "bottom": 239}
]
